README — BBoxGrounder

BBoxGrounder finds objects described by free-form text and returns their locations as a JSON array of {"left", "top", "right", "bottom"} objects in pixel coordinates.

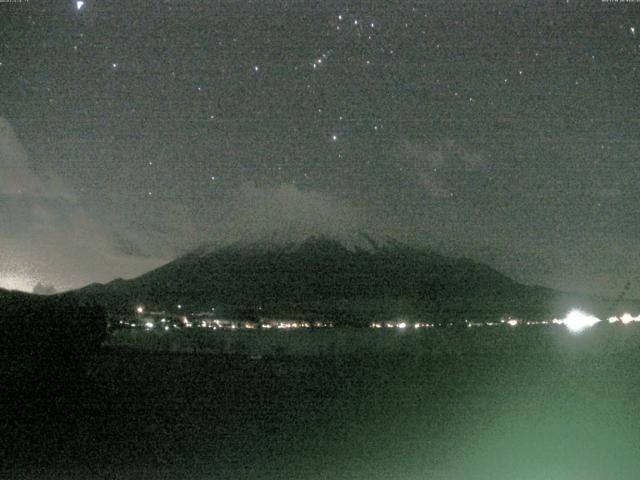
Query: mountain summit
[{"left": 191, "top": 230, "right": 398, "bottom": 256}]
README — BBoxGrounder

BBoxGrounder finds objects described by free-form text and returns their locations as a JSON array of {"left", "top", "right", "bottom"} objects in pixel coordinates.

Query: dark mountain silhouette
[
  {"left": 0, "top": 288, "right": 107, "bottom": 357},
  {"left": 1, "top": 289, "right": 108, "bottom": 454},
  {"left": 66, "top": 233, "right": 634, "bottom": 324}
]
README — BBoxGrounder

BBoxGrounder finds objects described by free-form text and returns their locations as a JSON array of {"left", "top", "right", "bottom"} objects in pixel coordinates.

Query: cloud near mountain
[
  {"left": 0, "top": 117, "right": 168, "bottom": 292},
  {"left": 0, "top": 117, "right": 373, "bottom": 291},
  {"left": 197, "top": 182, "right": 370, "bottom": 247},
  {"left": 0, "top": 117, "right": 76, "bottom": 201}
]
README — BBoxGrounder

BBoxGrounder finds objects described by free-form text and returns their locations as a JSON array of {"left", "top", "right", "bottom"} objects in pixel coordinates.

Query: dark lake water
[{"left": 4, "top": 325, "right": 640, "bottom": 479}]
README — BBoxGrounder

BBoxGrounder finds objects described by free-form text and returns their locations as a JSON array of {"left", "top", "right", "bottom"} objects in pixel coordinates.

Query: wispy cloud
[
  {"left": 0, "top": 117, "right": 76, "bottom": 201},
  {"left": 0, "top": 117, "right": 169, "bottom": 291},
  {"left": 205, "top": 182, "right": 369, "bottom": 245},
  {"left": 395, "top": 139, "right": 487, "bottom": 198}
]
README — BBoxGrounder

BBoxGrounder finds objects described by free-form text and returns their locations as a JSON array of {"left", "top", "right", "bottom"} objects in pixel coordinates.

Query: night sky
[{"left": 1, "top": 1, "right": 639, "bottom": 297}]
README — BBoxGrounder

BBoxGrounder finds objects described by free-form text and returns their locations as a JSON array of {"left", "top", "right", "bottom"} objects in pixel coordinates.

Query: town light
[
  {"left": 563, "top": 309, "right": 600, "bottom": 333},
  {"left": 620, "top": 313, "right": 640, "bottom": 324}
]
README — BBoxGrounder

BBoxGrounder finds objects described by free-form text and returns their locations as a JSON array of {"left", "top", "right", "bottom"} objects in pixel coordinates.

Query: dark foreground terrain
[{"left": 3, "top": 325, "right": 640, "bottom": 480}]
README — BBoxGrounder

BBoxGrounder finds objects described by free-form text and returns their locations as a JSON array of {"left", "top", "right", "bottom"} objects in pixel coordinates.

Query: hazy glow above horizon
[{"left": 0, "top": 274, "right": 34, "bottom": 293}]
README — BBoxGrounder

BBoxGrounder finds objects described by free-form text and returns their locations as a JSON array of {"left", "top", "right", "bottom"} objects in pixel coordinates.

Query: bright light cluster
[
  {"left": 370, "top": 321, "right": 434, "bottom": 329},
  {"left": 560, "top": 309, "right": 601, "bottom": 333},
  {"left": 608, "top": 313, "right": 640, "bottom": 324},
  {"left": 126, "top": 302, "right": 640, "bottom": 336}
]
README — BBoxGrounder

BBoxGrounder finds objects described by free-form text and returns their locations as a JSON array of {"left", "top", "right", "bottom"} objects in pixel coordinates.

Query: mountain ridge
[
  {"left": 61, "top": 232, "right": 630, "bottom": 324},
  {"left": 190, "top": 230, "right": 406, "bottom": 257}
]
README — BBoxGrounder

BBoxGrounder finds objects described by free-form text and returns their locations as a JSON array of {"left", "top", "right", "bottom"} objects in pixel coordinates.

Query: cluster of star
[{"left": 34, "top": 1, "right": 633, "bottom": 201}]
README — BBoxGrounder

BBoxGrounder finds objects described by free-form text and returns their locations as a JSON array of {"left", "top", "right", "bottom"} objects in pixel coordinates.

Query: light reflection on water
[{"left": 10, "top": 324, "right": 640, "bottom": 479}]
